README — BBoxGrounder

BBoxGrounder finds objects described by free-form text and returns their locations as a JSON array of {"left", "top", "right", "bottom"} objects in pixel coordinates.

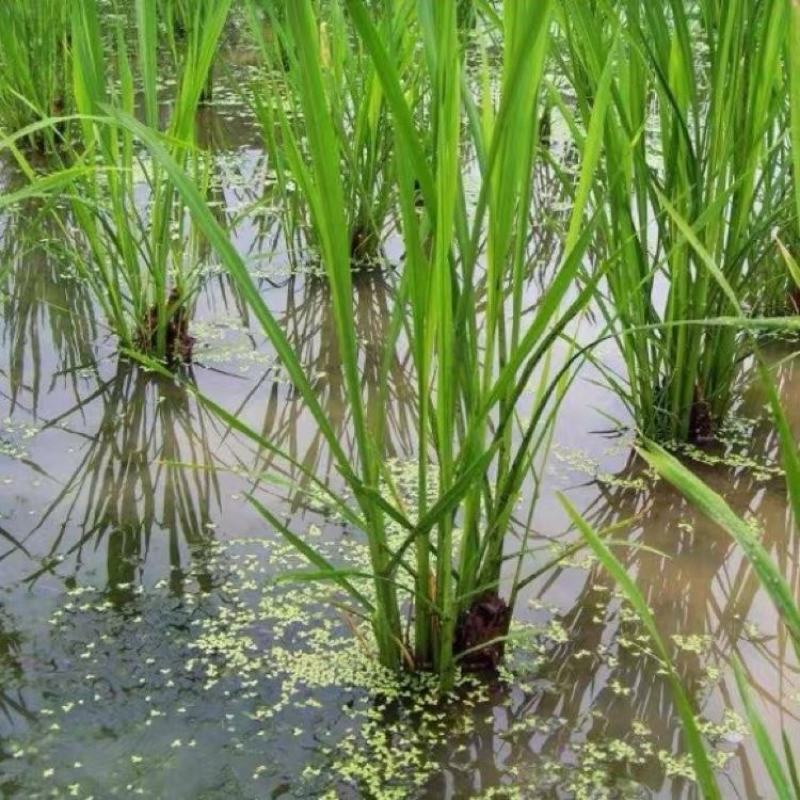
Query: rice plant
[
  {"left": 119, "top": 0, "right": 609, "bottom": 689},
  {"left": 0, "top": 0, "right": 71, "bottom": 152},
  {"left": 246, "top": 0, "right": 414, "bottom": 269},
  {"left": 558, "top": 0, "right": 791, "bottom": 442},
  {"left": 567, "top": 41, "right": 800, "bottom": 786},
  {"left": 63, "top": 0, "right": 232, "bottom": 365},
  {"left": 162, "top": 0, "right": 229, "bottom": 104}
]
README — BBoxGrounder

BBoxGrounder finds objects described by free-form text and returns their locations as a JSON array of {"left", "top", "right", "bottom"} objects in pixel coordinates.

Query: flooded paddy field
[
  {"left": 0, "top": 5, "right": 799, "bottom": 799},
  {"left": 0, "top": 103, "right": 798, "bottom": 800}
]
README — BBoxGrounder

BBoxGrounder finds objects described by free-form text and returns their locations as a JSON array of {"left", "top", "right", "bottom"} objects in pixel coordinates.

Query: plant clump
[
  {"left": 137, "top": 288, "right": 196, "bottom": 365},
  {"left": 453, "top": 592, "right": 511, "bottom": 672}
]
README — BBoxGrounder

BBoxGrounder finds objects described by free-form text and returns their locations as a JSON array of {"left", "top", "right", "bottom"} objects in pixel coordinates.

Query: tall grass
[
  {"left": 568, "top": 30, "right": 800, "bottom": 786},
  {"left": 62, "top": 0, "right": 231, "bottom": 365},
  {"left": 0, "top": 0, "right": 71, "bottom": 152},
  {"left": 115, "top": 0, "right": 610, "bottom": 689},
  {"left": 246, "top": 0, "right": 413, "bottom": 269},
  {"left": 559, "top": 0, "right": 790, "bottom": 442}
]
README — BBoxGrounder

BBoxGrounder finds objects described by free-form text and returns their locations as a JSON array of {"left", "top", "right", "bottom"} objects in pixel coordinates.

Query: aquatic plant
[
  {"left": 63, "top": 0, "right": 231, "bottom": 365},
  {"left": 0, "top": 0, "right": 71, "bottom": 152},
  {"left": 122, "top": 0, "right": 608, "bottom": 689},
  {"left": 559, "top": 0, "right": 792, "bottom": 442},
  {"left": 246, "top": 0, "right": 412, "bottom": 269},
  {"left": 570, "top": 61, "right": 800, "bottom": 784}
]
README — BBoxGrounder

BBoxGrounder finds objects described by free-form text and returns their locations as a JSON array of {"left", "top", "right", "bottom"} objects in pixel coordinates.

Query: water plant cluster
[{"left": 0, "top": 0, "right": 799, "bottom": 796}]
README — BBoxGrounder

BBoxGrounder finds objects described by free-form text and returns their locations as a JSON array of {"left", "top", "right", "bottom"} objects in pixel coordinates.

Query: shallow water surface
[{"left": 0, "top": 58, "right": 799, "bottom": 800}]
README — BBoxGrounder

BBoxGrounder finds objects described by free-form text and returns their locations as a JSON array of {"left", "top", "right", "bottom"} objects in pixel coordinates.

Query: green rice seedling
[
  {"left": 63, "top": 0, "right": 231, "bottom": 365},
  {"left": 628, "top": 43, "right": 800, "bottom": 775},
  {"left": 162, "top": 0, "right": 231, "bottom": 104},
  {"left": 119, "top": 0, "right": 609, "bottom": 689},
  {"left": 751, "top": 102, "right": 799, "bottom": 318},
  {"left": 246, "top": 0, "right": 414, "bottom": 269},
  {"left": 162, "top": 0, "right": 192, "bottom": 46},
  {"left": 0, "top": 0, "right": 71, "bottom": 152},
  {"left": 780, "top": 0, "right": 800, "bottom": 313},
  {"left": 790, "top": 0, "right": 800, "bottom": 237},
  {"left": 627, "top": 38, "right": 800, "bottom": 788},
  {"left": 558, "top": 0, "right": 791, "bottom": 442}
]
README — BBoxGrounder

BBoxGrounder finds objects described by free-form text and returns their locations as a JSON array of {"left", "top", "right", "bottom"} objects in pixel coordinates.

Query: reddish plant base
[
  {"left": 138, "top": 288, "right": 194, "bottom": 365},
  {"left": 689, "top": 384, "right": 714, "bottom": 444},
  {"left": 453, "top": 592, "right": 511, "bottom": 673}
]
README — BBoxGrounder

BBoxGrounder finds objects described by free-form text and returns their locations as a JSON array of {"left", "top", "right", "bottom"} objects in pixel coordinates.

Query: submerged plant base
[
  {"left": 137, "top": 289, "right": 195, "bottom": 365},
  {"left": 689, "top": 385, "right": 715, "bottom": 444},
  {"left": 453, "top": 592, "right": 511, "bottom": 672},
  {"left": 349, "top": 226, "right": 381, "bottom": 271}
]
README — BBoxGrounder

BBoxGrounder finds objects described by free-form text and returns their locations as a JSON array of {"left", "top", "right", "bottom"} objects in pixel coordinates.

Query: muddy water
[{"left": 1, "top": 64, "right": 799, "bottom": 800}]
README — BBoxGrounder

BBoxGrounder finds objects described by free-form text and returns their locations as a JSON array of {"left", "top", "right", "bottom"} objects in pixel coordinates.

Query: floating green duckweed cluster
[
  {"left": 552, "top": 444, "right": 651, "bottom": 491},
  {"left": 0, "top": 418, "right": 39, "bottom": 461},
  {"left": 0, "top": 514, "right": 754, "bottom": 799}
]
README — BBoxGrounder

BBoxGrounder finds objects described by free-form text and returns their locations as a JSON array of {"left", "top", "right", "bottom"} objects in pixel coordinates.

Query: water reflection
[
  {"left": 26, "top": 362, "right": 223, "bottom": 600},
  {"left": 0, "top": 203, "right": 97, "bottom": 418},
  {"left": 232, "top": 270, "right": 417, "bottom": 508},
  {"left": 0, "top": 604, "right": 30, "bottom": 728}
]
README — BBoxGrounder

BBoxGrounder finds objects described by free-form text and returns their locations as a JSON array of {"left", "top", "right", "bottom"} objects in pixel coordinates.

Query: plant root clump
[
  {"left": 453, "top": 592, "right": 511, "bottom": 673},
  {"left": 349, "top": 225, "right": 380, "bottom": 269},
  {"left": 689, "top": 384, "right": 714, "bottom": 444},
  {"left": 138, "top": 288, "right": 195, "bottom": 365}
]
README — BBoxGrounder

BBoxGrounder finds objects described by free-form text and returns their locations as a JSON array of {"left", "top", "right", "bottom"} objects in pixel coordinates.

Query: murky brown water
[{"left": 0, "top": 45, "right": 798, "bottom": 800}]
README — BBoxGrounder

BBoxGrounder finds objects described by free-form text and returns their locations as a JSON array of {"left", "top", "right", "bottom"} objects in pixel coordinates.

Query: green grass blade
[
  {"left": 559, "top": 493, "right": 720, "bottom": 798},
  {"left": 639, "top": 443, "right": 800, "bottom": 655},
  {"left": 733, "top": 657, "right": 795, "bottom": 800},
  {"left": 789, "top": 0, "right": 800, "bottom": 231}
]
